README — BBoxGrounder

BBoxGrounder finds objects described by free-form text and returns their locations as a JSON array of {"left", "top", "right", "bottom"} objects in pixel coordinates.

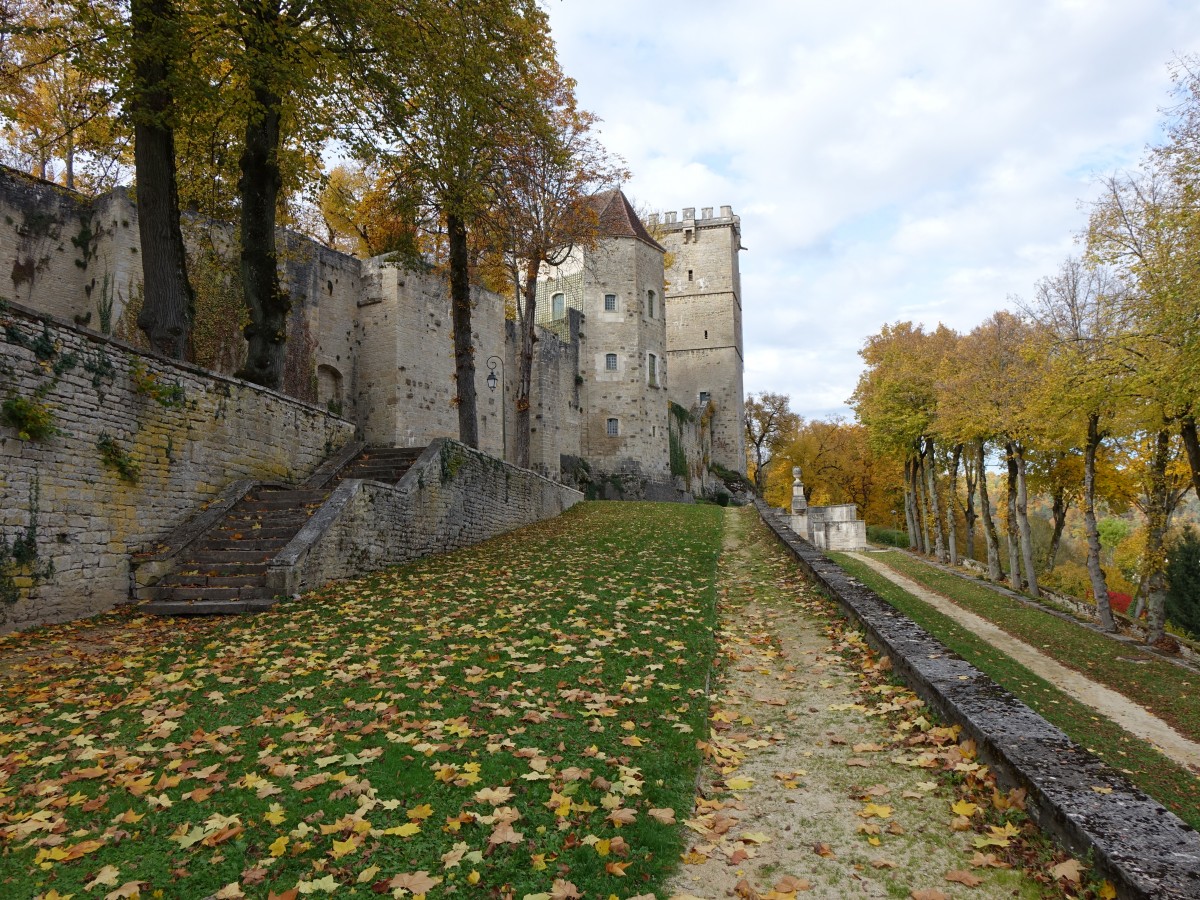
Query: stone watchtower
[{"left": 652, "top": 205, "right": 747, "bottom": 476}]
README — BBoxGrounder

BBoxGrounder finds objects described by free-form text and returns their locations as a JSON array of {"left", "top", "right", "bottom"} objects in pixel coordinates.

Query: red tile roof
[{"left": 590, "top": 189, "right": 665, "bottom": 252}]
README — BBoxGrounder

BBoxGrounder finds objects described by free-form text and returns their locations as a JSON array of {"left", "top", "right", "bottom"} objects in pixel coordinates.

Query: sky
[{"left": 545, "top": 1, "right": 1200, "bottom": 422}]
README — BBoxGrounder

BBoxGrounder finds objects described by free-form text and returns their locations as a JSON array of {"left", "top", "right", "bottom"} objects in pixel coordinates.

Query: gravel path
[
  {"left": 845, "top": 550, "right": 1200, "bottom": 775},
  {"left": 664, "top": 509, "right": 1050, "bottom": 900}
]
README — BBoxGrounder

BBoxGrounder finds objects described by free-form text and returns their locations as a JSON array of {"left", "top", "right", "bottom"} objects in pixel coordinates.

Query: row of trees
[
  {"left": 847, "top": 57, "right": 1200, "bottom": 646},
  {"left": 1, "top": 0, "right": 624, "bottom": 464}
]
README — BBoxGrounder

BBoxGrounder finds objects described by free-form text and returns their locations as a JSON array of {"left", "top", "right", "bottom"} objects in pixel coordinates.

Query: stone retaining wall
[
  {"left": 756, "top": 502, "right": 1200, "bottom": 900},
  {"left": 0, "top": 302, "right": 355, "bottom": 632},
  {"left": 268, "top": 439, "right": 582, "bottom": 596}
]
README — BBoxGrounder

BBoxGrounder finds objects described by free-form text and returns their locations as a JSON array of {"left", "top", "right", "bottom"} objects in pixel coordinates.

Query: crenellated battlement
[{"left": 646, "top": 204, "right": 738, "bottom": 230}]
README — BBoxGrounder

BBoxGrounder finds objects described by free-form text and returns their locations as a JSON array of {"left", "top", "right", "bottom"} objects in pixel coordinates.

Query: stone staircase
[{"left": 140, "top": 446, "right": 425, "bottom": 615}]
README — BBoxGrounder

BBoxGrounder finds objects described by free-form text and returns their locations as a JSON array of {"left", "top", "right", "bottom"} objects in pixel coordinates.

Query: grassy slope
[{"left": 0, "top": 502, "right": 724, "bottom": 899}]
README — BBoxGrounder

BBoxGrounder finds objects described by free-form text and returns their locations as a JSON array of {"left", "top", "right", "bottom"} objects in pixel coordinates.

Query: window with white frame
[
  {"left": 552, "top": 292, "right": 565, "bottom": 319},
  {"left": 604, "top": 293, "right": 617, "bottom": 312},
  {"left": 606, "top": 418, "right": 619, "bottom": 436},
  {"left": 605, "top": 353, "right": 617, "bottom": 371}
]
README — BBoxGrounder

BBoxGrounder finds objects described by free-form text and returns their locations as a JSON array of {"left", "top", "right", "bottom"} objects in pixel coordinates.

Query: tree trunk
[
  {"left": 235, "top": 51, "right": 289, "bottom": 389},
  {"left": 914, "top": 455, "right": 931, "bottom": 554},
  {"left": 1004, "top": 445, "right": 1021, "bottom": 591},
  {"left": 1013, "top": 442, "right": 1039, "bottom": 597},
  {"left": 1181, "top": 415, "right": 1200, "bottom": 501},
  {"left": 903, "top": 459, "right": 918, "bottom": 550},
  {"left": 977, "top": 442, "right": 1002, "bottom": 581},
  {"left": 1083, "top": 413, "right": 1115, "bottom": 631},
  {"left": 924, "top": 437, "right": 946, "bottom": 562},
  {"left": 514, "top": 258, "right": 539, "bottom": 468},
  {"left": 963, "top": 444, "right": 978, "bottom": 562},
  {"left": 64, "top": 136, "right": 75, "bottom": 191},
  {"left": 446, "top": 212, "right": 478, "bottom": 448},
  {"left": 1144, "top": 429, "right": 1173, "bottom": 645},
  {"left": 131, "top": 0, "right": 194, "bottom": 360},
  {"left": 1046, "top": 484, "right": 1068, "bottom": 572},
  {"left": 946, "top": 443, "right": 961, "bottom": 566}
]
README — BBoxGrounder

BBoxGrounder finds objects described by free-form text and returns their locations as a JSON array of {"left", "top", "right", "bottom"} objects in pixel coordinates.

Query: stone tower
[
  {"left": 653, "top": 205, "right": 746, "bottom": 476},
  {"left": 535, "top": 189, "right": 670, "bottom": 479}
]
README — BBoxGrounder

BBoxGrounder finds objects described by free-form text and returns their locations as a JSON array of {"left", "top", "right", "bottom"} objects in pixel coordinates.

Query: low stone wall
[
  {"left": 0, "top": 302, "right": 355, "bottom": 633},
  {"left": 268, "top": 439, "right": 582, "bottom": 596},
  {"left": 755, "top": 502, "right": 1200, "bottom": 900}
]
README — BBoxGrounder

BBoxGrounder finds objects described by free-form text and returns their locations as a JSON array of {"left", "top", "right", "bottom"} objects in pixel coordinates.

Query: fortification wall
[
  {"left": 272, "top": 439, "right": 582, "bottom": 595},
  {"left": 509, "top": 310, "right": 583, "bottom": 480},
  {"left": 0, "top": 302, "right": 355, "bottom": 633}
]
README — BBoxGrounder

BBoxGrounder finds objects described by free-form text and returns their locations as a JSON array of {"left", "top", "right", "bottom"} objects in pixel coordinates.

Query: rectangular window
[
  {"left": 604, "top": 293, "right": 617, "bottom": 312},
  {"left": 605, "top": 353, "right": 617, "bottom": 371},
  {"left": 552, "top": 292, "right": 565, "bottom": 320},
  {"left": 648, "top": 353, "right": 657, "bottom": 386},
  {"left": 699, "top": 391, "right": 710, "bottom": 408},
  {"left": 647, "top": 290, "right": 656, "bottom": 318},
  {"left": 606, "top": 418, "right": 619, "bottom": 436}
]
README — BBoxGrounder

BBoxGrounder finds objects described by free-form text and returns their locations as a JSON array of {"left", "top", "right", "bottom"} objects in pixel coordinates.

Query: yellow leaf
[
  {"left": 725, "top": 776, "right": 754, "bottom": 791},
  {"left": 467, "top": 871, "right": 480, "bottom": 885},
  {"left": 357, "top": 866, "right": 380, "bottom": 884},
  {"left": 857, "top": 803, "right": 892, "bottom": 819},
  {"left": 263, "top": 807, "right": 286, "bottom": 826},
  {"left": 330, "top": 838, "right": 357, "bottom": 859},
  {"left": 382, "top": 822, "right": 421, "bottom": 837},
  {"left": 269, "top": 836, "right": 289, "bottom": 857},
  {"left": 407, "top": 804, "right": 434, "bottom": 820},
  {"left": 950, "top": 800, "right": 979, "bottom": 817},
  {"left": 1099, "top": 881, "right": 1117, "bottom": 899},
  {"left": 595, "top": 838, "right": 611, "bottom": 857}
]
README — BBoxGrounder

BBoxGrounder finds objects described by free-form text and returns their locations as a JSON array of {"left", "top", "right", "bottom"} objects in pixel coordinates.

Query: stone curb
[{"left": 755, "top": 502, "right": 1200, "bottom": 900}]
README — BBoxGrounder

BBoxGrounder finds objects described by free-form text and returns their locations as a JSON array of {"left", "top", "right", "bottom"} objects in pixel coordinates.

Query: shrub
[
  {"left": 867, "top": 525, "right": 909, "bottom": 548},
  {"left": 1166, "top": 527, "right": 1200, "bottom": 638},
  {"left": 1, "top": 394, "right": 57, "bottom": 441}
]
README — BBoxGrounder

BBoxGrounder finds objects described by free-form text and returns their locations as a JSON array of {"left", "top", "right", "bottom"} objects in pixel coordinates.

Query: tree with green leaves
[{"left": 358, "top": 0, "right": 554, "bottom": 447}]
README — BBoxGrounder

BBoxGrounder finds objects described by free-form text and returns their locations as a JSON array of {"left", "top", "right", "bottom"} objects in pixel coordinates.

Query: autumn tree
[
  {"left": 358, "top": 0, "right": 553, "bottom": 447},
  {"left": 745, "top": 391, "right": 801, "bottom": 496},
  {"left": 486, "top": 70, "right": 626, "bottom": 468}
]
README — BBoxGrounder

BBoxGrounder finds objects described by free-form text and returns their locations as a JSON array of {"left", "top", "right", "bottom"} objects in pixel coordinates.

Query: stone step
[
  {"left": 185, "top": 549, "right": 279, "bottom": 565},
  {"left": 171, "top": 562, "right": 270, "bottom": 579},
  {"left": 210, "top": 524, "right": 300, "bottom": 540},
  {"left": 142, "top": 598, "right": 278, "bottom": 616},
  {"left": 195, "top": 536, "right": 292, "bottom": 552},
  {"left": 158, "top": 572, "right": 266, "bottom": 589}
]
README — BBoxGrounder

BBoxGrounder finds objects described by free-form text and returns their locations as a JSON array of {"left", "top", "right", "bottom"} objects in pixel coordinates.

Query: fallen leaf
[
  {"left": 1050, "top": 859, "right": 1083, "bottom": 885},
  {"left": 945, "top": 869, "right": 983, "bottom": 887},
  {"left": 909, "top": 891, "right": 948, "bottom": 900},
  {"left": 85, "top": 865, "right": 121, "bottom": 890},
  {"left": 648, "top": 807, "right": 676, "bottom": 824}
]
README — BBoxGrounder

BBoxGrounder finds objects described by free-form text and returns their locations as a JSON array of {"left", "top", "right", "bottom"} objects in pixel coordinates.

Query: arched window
[{"left": 552, "top": 292, "right": 565, "bottom": 319}]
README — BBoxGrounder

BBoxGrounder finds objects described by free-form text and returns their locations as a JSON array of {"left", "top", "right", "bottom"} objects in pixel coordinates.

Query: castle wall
[
  {"left": 0, "top": 302, "right": 355, "bottom": 633},
  {"left": 656, "top": 205, "right": 747, "bottom": 475},
  {"left": 354, "top": 260, "right": 506, "bottom": 456},
  {"left": 509, "top": 310, "right": 583, "bottom": 480}
]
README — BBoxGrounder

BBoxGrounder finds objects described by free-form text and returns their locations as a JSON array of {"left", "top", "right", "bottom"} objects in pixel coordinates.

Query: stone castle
[
  {"left": 0, "top": 169, "right": 745, "bottom": 490},
  {"left": 0, "top": 168, "right": 746, "bottom": 631}
]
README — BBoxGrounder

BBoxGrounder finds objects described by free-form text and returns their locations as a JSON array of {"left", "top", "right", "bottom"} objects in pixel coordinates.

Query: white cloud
[{"left": 548, "top": 0, "right": 1200, "bottom": 420}]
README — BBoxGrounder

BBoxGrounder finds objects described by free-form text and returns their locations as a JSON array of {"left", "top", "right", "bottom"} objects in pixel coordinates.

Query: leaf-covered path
[
  {"left": 667, "top": 508, "right": 1076, "bottom": 900},
  {"left": 844, "top": 551, "right": 1200, "bottom": 774}
]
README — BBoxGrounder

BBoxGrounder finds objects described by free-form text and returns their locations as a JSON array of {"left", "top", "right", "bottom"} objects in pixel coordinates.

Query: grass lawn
[
  {"left": 0, "top": 502, "right": 723, "bottom": 899},
  {"left": 830, "top": 552, "right": 1200, "bottom": 831}
]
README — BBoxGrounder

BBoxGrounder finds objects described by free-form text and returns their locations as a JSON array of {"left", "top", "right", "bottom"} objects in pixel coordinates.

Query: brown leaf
[
  {"left": 549, "top": 879, "right": 581, "bottom": 900},
  {"left": 910, "top": 891, "right": 948, "bottom": 900},
  {"left": 945, "top": 869, "right": 983, "bottom": 887},
  {"left": 1050, "top": 859, "right": 1083, "bottom": 884},
  {"left": 388, "top": 871, "right": 441, "bottom": 894},
  {"left": 266, "top": 891, "right": 298, "bottom": 900},
  {"left": 871, "top": 858, "right": 898, "bottom": 869},
  {"left": 774, "top": 875, "right": 812, "bottom": 892},
  {"left": 734, "top": 878, "right": 759, "bottom": 900},
  {"left": 812, "top": 842, "right": 836, "bottom": 858},
  {"left": 604, "top": 860, "right": 630, "bottom": 877}
]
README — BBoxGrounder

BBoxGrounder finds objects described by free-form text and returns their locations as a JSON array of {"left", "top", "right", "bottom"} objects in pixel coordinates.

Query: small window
[
  {"left": 648, "top": 353, "right": 657, "bottom": 386},
  {"left": 699, "top": 391, "right": 710, "bottom": 408},
  {"left": 704, "top": 329, "right": 708, "bottom": 339},
  {"left": 552, "top": 292, "right": 565, "bottom": 319},
  {"left": 606, "top": 418, "right": 619, "bottom": 437},
  {"left": 647, "top": 290, "right": 656, "bottom": 318},
  {"left": 605, "top": 353, "right": 617, "bottom": 371},
  {"left": 604, "top": 293, "right": 617, "bottom": 312},
  {"left": 688, "top": 269, "right": 693, "bottom": 281}
]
